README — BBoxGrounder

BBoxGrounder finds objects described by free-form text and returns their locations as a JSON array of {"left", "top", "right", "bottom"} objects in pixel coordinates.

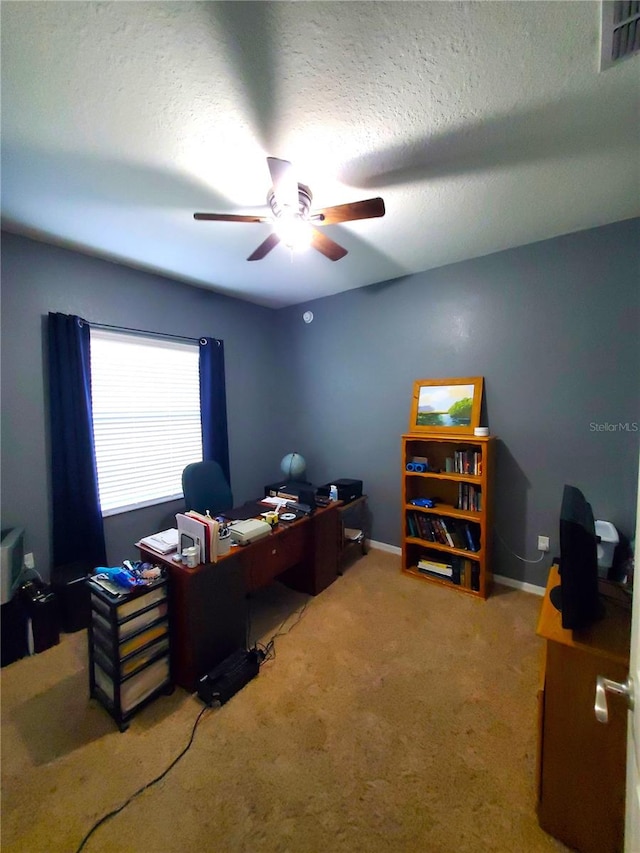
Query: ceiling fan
[{"left": 194, "top": 157, "right": 385, "bottom": 262}]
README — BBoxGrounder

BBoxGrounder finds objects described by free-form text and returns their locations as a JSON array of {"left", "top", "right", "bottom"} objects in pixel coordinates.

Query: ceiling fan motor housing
[{"left": 268, "top": 184, "right": 313, "bottom": 220}]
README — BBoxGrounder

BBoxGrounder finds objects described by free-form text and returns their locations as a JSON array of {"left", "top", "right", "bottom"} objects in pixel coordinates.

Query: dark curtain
[
  {"left": 199, "top": 337, "right": 230, "bottom": 484},
  {"left": 48, "top": 313, "right": 107, "bottom": 573}
]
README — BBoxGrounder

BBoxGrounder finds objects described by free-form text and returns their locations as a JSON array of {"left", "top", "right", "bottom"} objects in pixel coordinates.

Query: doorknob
[{"left": 594, "top": 675, "right": 635, "bottom": 723}]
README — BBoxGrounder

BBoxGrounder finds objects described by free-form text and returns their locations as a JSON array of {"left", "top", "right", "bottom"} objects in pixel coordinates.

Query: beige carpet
[{"left": 1, "top": 550, "right": 567, "bottom": 853}]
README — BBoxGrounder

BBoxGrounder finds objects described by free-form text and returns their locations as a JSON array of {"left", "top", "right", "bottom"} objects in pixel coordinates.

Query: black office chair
[{"left": 182, "top": 460, "right": 233, "bottom": 516}]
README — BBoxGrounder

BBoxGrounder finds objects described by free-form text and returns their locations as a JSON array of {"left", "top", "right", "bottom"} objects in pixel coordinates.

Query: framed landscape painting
[{"left": 409, "top": 377, "right": 483, "bottom": 434}]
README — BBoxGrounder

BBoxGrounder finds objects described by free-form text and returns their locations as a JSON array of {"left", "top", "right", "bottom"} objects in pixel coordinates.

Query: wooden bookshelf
[{"left": 401, "top": 432, "right": 494, "bottom": 599}]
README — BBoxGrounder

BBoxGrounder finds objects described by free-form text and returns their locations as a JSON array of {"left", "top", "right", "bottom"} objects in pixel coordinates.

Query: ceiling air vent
[{"left": 600, "top": 1, "right": 640, "bottom": 69}]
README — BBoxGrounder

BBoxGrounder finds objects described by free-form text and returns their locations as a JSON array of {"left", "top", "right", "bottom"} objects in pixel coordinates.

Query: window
[{"left": 90, "top": 329, "right": 202, "bottom": 516}]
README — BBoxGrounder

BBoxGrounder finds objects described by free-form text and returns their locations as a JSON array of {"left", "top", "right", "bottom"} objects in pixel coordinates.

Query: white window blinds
[{"left": 90, "top": 329, "right": 202, "bottom": 515}]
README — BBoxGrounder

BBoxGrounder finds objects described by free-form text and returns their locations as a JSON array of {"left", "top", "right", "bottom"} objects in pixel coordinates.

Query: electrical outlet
[
  {"left": 24, "top": 552, "right": 35, "bottom": 569},
  {"left": 537, "top": 536, "right": 550, "bottom": 552}
]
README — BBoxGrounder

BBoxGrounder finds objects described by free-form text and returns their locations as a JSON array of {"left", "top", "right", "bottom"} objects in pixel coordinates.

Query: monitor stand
[
  {"left": 549, "top": 584, "right": 562, "bottom": 612},
  {"left": 548, "top": 582, "right": 606, "bottom": 623}
]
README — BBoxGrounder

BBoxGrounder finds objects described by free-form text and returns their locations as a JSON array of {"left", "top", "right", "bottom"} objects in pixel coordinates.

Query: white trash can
[{"left": 595, "top": 520, "right": 619, "bottom": 578}]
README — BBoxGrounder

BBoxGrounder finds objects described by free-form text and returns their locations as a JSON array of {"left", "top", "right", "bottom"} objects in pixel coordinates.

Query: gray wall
[
  {"left": 273, "top": 218, "right": 640, "bottom": 587},
  {"left": 0, "top": 233, "right": 283, "bottom": 573},
  {"left": 2, "top": 219, "right": 639, "bottom": 588}
]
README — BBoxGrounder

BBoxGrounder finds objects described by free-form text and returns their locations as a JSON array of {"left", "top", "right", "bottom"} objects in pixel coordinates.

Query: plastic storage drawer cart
[{"left": 87, "top": 577, "right": 173, "bottom": 731}]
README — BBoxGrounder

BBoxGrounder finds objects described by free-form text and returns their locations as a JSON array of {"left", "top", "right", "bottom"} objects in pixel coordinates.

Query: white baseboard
[
  {"left": 368, "top": 539, "right": 401, "bottom": 555},
  {"left": 368, "top": 542, "right": 545, "bottom": 596},
  {"left": 493, "top": 574, "right": 545, "bottom": 596}
]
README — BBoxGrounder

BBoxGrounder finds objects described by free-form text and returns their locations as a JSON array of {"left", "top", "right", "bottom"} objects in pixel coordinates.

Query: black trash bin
[
  {"left": 21, "top": 581, "right": 60, "bottom": 653},
  {"left": 1, "top": 596, "right": 29, "bottom": 666},
  {"left": 51, "top": 563, "right": 91, "bottom": 633}
]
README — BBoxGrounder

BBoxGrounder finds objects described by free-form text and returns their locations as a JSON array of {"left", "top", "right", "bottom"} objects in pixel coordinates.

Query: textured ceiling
[{"left": 1, "top": 1, "right": 639, "bottom": 308}]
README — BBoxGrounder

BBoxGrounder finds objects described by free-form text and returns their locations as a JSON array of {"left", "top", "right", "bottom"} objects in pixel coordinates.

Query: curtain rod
[{"left": 85, "top": 320, "right": 220, "bottom": 346}]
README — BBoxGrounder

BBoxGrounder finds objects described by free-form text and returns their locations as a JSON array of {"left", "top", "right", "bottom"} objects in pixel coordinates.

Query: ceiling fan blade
[
  {"left": 310, "top": 227, "right": 348, "bottom": 261},
  {"left": 247, "top": 232, "right": 281, "bottom": 261},
  {"left": 313, "top": 197, "right": 385, "bottom": 225},
  {"left": 194, "top": 212, "right": 270, "bottom": 223},
  {"left": 267, "top": 157, "right": 299, "bottom": 211}
]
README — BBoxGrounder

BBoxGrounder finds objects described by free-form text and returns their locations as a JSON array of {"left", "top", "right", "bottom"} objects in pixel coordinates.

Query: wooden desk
[
  {"left": 140, "top": 504, "right": 340, "bottom": 691},
  {"left": 536, "top": 565, "right": 630, "bottom": 853},
  {"left": 337, "top": 494, "right": 369, "bottom": 571}
]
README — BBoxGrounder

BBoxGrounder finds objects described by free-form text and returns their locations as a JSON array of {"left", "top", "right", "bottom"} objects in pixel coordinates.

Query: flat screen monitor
[{"left": 550, "top": 484, "right": 602, "bottom": 630}]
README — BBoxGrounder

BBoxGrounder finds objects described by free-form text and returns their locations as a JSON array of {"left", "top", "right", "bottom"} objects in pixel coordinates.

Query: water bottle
[{"left": 329, "top": 484, "right": 338, "bottom": 502}]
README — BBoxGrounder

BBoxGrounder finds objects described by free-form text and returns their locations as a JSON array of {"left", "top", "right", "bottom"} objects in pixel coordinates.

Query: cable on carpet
[
  {"left": 255, "top": 598, "right": 310, "bottom": 664},
  {"left": 74, "top": 703, "right": 211, "bottom": 853},
  {"left": 245, "top": 591, "right": 252, "bottom": 651}
]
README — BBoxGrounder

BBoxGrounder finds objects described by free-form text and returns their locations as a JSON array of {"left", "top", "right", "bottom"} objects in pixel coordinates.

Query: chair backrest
[{"left": 182, "top": 461, "right": 233, "bottom": 516}]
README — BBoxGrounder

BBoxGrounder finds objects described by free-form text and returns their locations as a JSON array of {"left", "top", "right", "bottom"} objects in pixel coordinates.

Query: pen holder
[{"left": 217, "top": 529, "right": 231, "bottom": 557}]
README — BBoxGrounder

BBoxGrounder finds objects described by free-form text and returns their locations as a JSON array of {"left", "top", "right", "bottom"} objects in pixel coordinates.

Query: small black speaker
[{"left": 298, "top": 487, "right": 316, "bottom": 512}]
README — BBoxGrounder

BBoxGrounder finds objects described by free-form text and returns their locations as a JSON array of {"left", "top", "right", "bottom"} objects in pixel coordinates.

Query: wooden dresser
[{"left": 536, "top": 565, "right": 631, "bottom": 853}]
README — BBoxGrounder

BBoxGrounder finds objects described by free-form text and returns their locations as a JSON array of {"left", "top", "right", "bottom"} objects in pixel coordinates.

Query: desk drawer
[{"left": 247, "top": 523, "right": 305, "bottom": 590}]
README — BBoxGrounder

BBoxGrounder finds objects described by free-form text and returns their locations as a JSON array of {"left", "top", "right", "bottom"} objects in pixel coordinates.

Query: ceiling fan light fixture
[
  {"left": 274, "top": 215, "right": 312, "bottom": 251},
  {"left": 194, "top": 157, "right": 385, "bottom": 262},
  {"left": 268, "top": 184, "right": 313, "bottom": 220}
]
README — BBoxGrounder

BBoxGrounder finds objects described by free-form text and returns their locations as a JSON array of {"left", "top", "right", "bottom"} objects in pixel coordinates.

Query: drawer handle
[{"left": 594, "top": 675, "right": 634, "bottom": 723}]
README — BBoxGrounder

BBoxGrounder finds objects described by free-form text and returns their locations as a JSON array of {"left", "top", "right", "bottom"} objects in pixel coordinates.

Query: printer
[
  {"left": 264, "top": 480, "right": 315, "bottom": 500},
  {"left": 318, "top": 479, "right": 363, "bottom": 504},
  {"left": 229, "top": 519, "right": 272, "bottom": 546}
]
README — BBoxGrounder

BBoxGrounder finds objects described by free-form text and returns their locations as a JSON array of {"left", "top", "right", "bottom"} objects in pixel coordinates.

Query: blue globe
[{"left": 281, "top": 452, "right": 307, "bottom": 481}]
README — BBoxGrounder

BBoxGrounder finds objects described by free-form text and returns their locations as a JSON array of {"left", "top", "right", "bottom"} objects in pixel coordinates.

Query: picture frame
[{"left": 409, "top": 377, "right": 483, "bottom": 434}]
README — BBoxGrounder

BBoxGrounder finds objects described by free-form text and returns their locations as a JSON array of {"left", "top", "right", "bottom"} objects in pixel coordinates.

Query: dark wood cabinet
[
  {"left": 244, "top": 521, "right": 306, "bottom": 592},
  {"left": 166, "top": 553, "right": 246, "bottom": 693}
]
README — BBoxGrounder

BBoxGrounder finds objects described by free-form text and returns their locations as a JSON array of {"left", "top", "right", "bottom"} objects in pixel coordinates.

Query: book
[
  {"left": 185, "top": 510, "right": 220, "bottom": 563},
  {"left": 439, "top": 518, "right": 455, "bottom": 548},
  {"left": 417, "top": 565, "right": 453, "bottom": 581},
  {"left": 175, "top": 513, "right": 209, "bottom": 563},
  {"left": 464, "top": 523, "right": 480, "bottom": 552},
  {"left": 137, "top": 528, "right": 179, "bottom": 555},
  {"left": 417, "top": 558, "right": 453, "bottom": 577},
  {"left": 417, "top": 556, "right": 451, "bottom": 569}
]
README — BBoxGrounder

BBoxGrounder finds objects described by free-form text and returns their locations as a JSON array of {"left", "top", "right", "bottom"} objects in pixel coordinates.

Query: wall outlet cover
[{"left": 537, "top": 536, "right": 550, "bottom": 552}]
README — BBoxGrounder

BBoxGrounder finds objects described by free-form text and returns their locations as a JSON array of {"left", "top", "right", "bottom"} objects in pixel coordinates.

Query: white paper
[{"left": 138, "top": 528, "right": 179, "bottom": 554}]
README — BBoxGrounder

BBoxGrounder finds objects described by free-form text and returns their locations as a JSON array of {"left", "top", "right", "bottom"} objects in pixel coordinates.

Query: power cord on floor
[
  {"left": 494, "top": 530, "right": 546, "bottom": 564},
  {"left": 74, "top": 703, "right": 212, "bottom": 853},
  {"left": 254, "top": 598, "right": 310, "bottom": 665}
]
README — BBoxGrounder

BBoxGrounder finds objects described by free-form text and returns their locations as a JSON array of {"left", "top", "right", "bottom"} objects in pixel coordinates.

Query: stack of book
[
  {"left": 407, "top": 512, "right": 480, "bottom": 551},
  {"left": 457, "top": 482, "right": 482, "bottom": 511},
  {"left": 176, "top": 511, "right": 220, "bottom": 564},
  {"left": 417, "top": 557, "right": 453, "bottom": 580},
  {"left": 416, "top": 554, "right": 478, "bottom": 588},
  {"left": 454, "top": 448, "right": 482, "bottom": 475}
]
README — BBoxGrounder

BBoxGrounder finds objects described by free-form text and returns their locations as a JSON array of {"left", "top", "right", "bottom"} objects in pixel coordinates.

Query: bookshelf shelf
[
  {"left": 401, "top": 432, "right": 494, "bottom": 599},
  {"left": 405, "top": 471, "right": 482, "bottom": 484},
  {"left": 404, "top": 538, "right": 482, "bottom": 560},
  {"left": 404, "top": 502, "right": 482, "bottom": 522}
]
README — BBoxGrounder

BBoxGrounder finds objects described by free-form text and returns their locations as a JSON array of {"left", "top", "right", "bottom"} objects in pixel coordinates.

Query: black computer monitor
[{"left": 550, "top": 484, "right": 602, "bottom": 630}]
